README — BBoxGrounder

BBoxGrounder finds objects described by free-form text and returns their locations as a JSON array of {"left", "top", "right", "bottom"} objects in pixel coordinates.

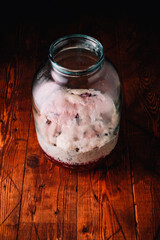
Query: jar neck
[{"left": 49, "top": 34, "right": 104, "bottom": 76}]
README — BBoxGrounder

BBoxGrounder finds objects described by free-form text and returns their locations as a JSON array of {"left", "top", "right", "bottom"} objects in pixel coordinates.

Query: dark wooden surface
[{"left": 0, "top": 5, "right": 160, "bottom": 240}]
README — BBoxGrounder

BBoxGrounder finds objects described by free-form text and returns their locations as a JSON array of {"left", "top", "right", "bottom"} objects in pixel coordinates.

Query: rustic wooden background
[{"left": 0, "top": 3, "right": 160, "bottom": 240}]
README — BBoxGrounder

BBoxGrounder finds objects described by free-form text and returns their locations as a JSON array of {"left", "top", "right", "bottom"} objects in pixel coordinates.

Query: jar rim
[{"left": 49, "top": 34, "right": 104, "bottom": 76}]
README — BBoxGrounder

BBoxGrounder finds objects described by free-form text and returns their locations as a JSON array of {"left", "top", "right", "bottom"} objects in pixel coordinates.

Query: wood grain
[
  {"left": 0, "top": 57, "right": 31, "bottom": 239},
  {"left": 118, "top": 17, "right": 160, "bottom": 240},
  {"left": 0, "top": 11, "right": 160, "bottom": 240}
]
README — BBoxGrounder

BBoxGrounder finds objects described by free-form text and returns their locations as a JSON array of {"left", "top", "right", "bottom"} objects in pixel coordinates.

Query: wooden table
[{"left": 0, "top": 7, "right": 160, "bottom": 240}]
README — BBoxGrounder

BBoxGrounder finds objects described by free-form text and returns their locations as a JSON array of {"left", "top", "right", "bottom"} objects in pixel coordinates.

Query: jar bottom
[{"left": 42, "top": 149, "right": 107, "bottom": 171}]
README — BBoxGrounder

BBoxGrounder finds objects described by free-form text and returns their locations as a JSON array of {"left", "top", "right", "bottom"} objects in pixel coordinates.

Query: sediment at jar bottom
[{"left": 43, "top": 151, "right": 107, "bottom": 170}]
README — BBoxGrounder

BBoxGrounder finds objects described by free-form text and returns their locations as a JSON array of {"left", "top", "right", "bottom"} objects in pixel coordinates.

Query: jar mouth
[{"left": 49, "top": 34, "right": 104, "bottom": 76}]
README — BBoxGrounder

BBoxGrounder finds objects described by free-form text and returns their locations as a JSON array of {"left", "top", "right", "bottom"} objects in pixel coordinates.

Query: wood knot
[
  {"left": 27, "top": 154, "right": 39, "bottom": 168},
  {"left": 54, "top": 208, "right": 60, "bottom": 215},
  {"left": 82, "top": 226, "right": 88, "bottom": 233},
  {"left": 12, "top": 114, "right": 17, "bottom": 121},
  {"left": 38, "top": 183, "right": 45, "bottom": 190}
]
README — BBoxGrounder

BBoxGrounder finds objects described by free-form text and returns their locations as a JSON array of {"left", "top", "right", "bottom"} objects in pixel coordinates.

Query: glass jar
[{"left": 32, "top": 34, "right": 122, "bottom": 170}]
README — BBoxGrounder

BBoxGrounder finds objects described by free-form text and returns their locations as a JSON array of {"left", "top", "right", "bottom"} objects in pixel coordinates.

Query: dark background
[
  {"left": 1, "top": 1, "right": 160, "bottom": 64},
  {"left": 1, "top": 1, "right": 160, "bottom": 28}
]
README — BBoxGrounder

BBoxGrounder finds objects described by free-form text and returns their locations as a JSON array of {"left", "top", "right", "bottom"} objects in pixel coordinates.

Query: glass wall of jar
[{"left": 32, "top": 34, "right": 122, "bottom": 170}]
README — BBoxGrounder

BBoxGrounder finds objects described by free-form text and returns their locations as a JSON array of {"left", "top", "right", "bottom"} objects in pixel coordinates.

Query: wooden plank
[
  {"left": 127, "top": 59, "right": 160, "bottom": 239},
  {"left": 118, "top": 16, "right": 160, "bottom": 240},
  {"left": 0, "top": 23, "right": 39, "bottom": 239},
  {"left": 0, "top": 58, "right": 31, "bottom": 239},
  {"left": 129, "top": 127, "right": 160, "bottom": 240},
  {"left": 17, "top": 115, "right": 78, "bottom": 240}
]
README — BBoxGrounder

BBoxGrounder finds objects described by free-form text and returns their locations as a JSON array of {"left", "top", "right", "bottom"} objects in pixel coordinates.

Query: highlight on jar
[{"left": 32, "top": 34, "right": 122, "bottom": 170}]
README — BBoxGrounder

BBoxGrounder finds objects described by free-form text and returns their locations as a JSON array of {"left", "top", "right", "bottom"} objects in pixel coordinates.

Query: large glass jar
[{"left": 32, "top": 34, "right": 122, "bottom": 170}]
